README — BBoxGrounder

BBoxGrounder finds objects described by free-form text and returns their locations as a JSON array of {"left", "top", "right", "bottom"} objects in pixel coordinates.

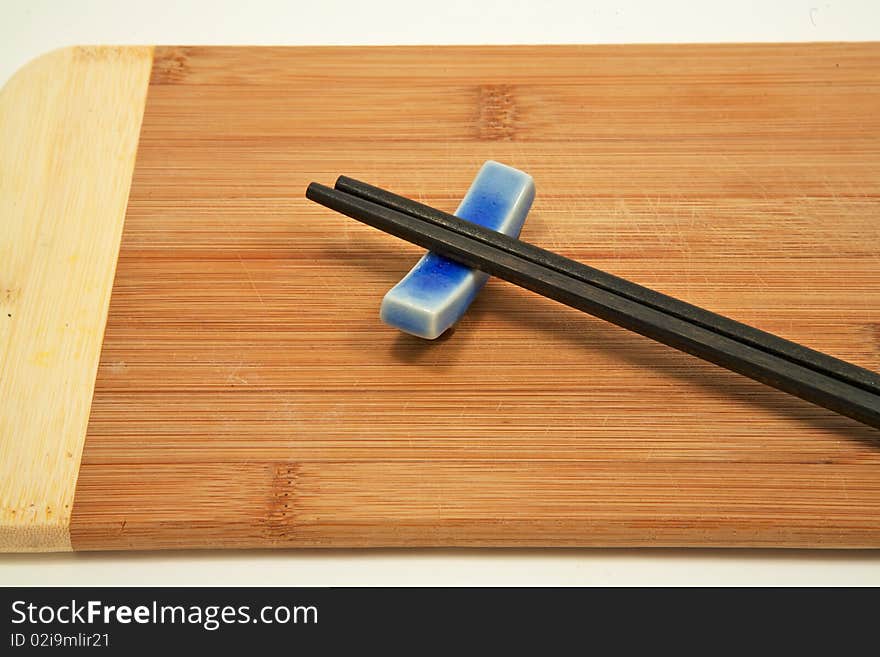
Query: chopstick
[
  {"left": 305, "top": 180, "right": 880, "bottom": 430},
  {"left": 335, "top": 176, "right": 880, "bottom": 398}
]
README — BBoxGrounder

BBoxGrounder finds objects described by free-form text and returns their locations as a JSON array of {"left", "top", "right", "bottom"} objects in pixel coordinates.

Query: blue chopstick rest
[{"left": 379, "top": 161, "right": 535, "bottom": 339}]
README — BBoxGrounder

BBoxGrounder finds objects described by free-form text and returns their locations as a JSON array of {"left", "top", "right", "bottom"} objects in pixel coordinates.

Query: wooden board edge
[{"left": 0, "top": 45, "right": 154, "bottom": 552}]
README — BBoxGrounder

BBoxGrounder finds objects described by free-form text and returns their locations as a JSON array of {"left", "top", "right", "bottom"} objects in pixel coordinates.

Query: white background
[{"left": 2, "top": 0, "right": 879, "bottom": 586}]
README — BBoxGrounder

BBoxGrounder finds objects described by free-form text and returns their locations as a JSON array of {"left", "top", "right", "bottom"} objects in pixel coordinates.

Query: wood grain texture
[
  {"left": 0, "top": 46, "right": 153, "bottom": 551},
  {"left": 66, "top": 44, "right": 880, "bottom": 550}
]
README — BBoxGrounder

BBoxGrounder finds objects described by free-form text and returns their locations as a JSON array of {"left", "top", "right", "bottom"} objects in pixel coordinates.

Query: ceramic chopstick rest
[{"left": 379, "top": 161, "right": 535, "bottom": 339}]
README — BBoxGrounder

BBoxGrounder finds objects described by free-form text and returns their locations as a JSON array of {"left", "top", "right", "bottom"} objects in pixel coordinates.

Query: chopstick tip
[{"left": 305, "top": 181, "right": 329, "bottom": 201}]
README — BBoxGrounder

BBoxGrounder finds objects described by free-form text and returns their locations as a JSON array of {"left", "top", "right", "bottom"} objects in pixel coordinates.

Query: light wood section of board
[
  {"left": 32, "top": 43, "right": 880, "bottom": 550},
  {"left": 0, "top": 46, "right": 153, "bottom": 551}
]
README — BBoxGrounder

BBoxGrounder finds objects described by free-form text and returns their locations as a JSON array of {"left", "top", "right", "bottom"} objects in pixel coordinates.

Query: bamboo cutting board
[{"left": 2, "top": 44, "right": 880, "bottom": 552}]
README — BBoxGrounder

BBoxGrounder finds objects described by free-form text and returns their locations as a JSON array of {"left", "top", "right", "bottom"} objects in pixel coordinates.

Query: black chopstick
[
  {"left": 335, "top": 175, "right": 880, "bottom": 398},
  {"left": 305, "top": 181, "right": 880, "bottom": 430}
]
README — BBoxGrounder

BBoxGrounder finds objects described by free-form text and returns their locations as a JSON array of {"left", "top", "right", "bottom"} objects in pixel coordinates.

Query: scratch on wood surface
[
  {"left": 224, "top": 359, "right": 249, "bottom": 386},
  {"left": 236, "top": 252, "right": 265, "bottom": 307}
]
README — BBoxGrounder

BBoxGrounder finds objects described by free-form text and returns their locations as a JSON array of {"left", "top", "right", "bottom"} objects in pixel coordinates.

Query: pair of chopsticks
[{"left": 306, "top": 177, "right": 880, "bottom": 430}]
